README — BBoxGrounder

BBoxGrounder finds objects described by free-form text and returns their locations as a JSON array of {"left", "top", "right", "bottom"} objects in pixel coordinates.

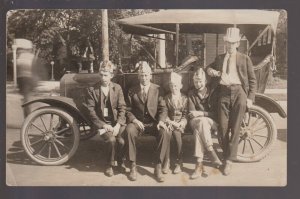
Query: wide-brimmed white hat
[{"left": 223, "top": 27, "right": 241, "bottom": 43}]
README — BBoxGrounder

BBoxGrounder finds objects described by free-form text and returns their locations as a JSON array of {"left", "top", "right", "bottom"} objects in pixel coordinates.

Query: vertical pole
[
  {"left": 12, "top": 43, "right": 17, "bottom": 87},
  {"left": 216, "top": 34, "right": 219, "bottom": 57},
  {"left": 157, "top": 34, "right": 166, "bottom": 68},
  {"left": 50, "top": 61, "right": 55, "bottom": 81},
  {"left": 175, "top": 24, "right": 180, "bottom": 67},
  {"left": 203, "top": 34, "right": 206, "bottom": 67},
  {"left": 102, "top": 9, "right": 109, "bottom": 61}
]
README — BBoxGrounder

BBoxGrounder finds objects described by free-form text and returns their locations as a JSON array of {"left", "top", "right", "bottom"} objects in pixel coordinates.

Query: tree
[{"left": 7, "top": 9, "right": 157, "bottom": 79}]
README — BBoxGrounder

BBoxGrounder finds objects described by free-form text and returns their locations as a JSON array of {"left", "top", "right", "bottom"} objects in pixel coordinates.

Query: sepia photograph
[{"left": 5, "top": 9, "right": 287, "bottom": 186}]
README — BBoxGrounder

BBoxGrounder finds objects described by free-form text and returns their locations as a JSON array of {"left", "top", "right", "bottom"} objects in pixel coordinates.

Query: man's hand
[
  {"left": 103, "top": 124, "right": 114, "bottom": 133},
  {"left": 207, "top": 68, "right": 221, "bottom": 77},
  {"left": 113, "top": 123, "right": 121, "bottom": 136},
  {"left": 246, "top": 99, "right": 253, "bottom": 109},
  {"left": 157, "top": 121, "right": 168, "bottom": 131},
  {"left": 188, "top": 111, "right": 204, "bottom": 118},
  {"left": 171, "top": 121, "right": 181, "bottom": 129},
  {"left": 133, "top": 119, "right": 145, "bottom": 131}
]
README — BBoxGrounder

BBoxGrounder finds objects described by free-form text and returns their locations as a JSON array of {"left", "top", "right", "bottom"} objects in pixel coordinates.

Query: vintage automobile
[{"left": 20, "top": 10, "right": 286, "bottom": 166}]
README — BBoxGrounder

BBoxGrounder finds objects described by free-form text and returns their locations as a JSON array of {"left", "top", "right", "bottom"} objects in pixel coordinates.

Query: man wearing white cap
[
  {"left": 206, "top": 27, "right": 256, "bottom": 175},
  {"left": 125, "top": 61, "right": 169, "bottom": 182},
  {"left": 163, "top": 72, "right": 188, "bottom": 174},
  {"left": 83, "top": 61, "right": 126, "bottom": 177}
]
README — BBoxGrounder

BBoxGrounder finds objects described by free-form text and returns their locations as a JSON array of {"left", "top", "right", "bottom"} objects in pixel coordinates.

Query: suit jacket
[
  {"left": 82, "top": 82, "right": 126, "bottom": 129},
  {"left": 188, "top": 88, "right": 217, "bottom": 121},
  {"left": 164, "top": 93, "right": 188, "bottom": 127},
  {"left": 206, "top": 52, "right": 257, "bottom": 100},
  {"left": 126, "top": 83, "right": 168, "bottom": 123}
]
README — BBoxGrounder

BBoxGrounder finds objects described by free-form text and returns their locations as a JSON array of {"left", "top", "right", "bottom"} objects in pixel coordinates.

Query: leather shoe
[
  {"left": 154, "top": 164, "right": 165, "bottom": 182},
  {"left": 128, "top": 162, "right": 137, "bottom": 181},
  {"left": 190, "top": 162, "right": 208, "bottom": 179},
  {"left": 162, "top": 158, "right": 171, "bottom": 174},
  {"left": 104, "top": 166, "right": 114, "bottom": 177},
  {"left": 207, "top": 150, "right": 222, "bottom": 167},
  {"left": 117, "top": 160, "right": 126, "bottom": 174},
  {"left": 223, "top": 160, "right": 232, "bottom": 176},
  {"left": 173, "top": 163, "right": 182, "bottom": 174}
]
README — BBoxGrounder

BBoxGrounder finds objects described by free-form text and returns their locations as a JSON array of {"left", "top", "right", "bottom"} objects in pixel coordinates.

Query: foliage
[{"left": 7, "top": 9, "right": 157, "bottom": 79}]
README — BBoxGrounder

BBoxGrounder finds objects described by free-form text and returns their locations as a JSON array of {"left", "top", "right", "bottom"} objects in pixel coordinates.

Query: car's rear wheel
[{"left": 236, "top": 105, "right": 277, "bottom": 162}]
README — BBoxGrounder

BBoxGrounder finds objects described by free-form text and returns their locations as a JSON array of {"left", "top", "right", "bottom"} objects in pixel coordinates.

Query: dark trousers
[
  {"left": 101, "top": 125, "right": 126, "bottom": 166},
  {"left": 165, "top": 130, "right": 183, "bottom": 164},
  {"left": 125, "top": 123, "right": 171, "bottom": 164},
  {"left": 17, "top": 77, "right": 36, "bottom": 117},
  {"left": 218, "top": 85, "right": 247, "bottom": 161}
]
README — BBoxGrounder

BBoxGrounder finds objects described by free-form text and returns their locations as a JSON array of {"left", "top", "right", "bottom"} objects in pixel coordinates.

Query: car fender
[
  {"left": 22, "top": 96, "right": 91, "bottom": 124},
  {"left": 254, "top": 93, "right": 287, "bottom": 118}
]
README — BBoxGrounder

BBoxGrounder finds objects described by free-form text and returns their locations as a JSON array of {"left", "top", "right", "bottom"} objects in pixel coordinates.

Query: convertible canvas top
[{"left": 117, "top": 10, "right": 280, "bottom": 35}]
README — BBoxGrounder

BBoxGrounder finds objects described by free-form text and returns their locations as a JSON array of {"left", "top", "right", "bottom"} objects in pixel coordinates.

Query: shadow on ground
[
  {"left": 277, "top": 129, "right": 287, "bottom": 142},
  {"left": 6, "top": 133, "right": 223, "bottom": 182}
]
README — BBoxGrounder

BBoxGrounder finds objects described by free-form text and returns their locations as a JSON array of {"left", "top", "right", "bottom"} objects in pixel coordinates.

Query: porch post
[
  {"left": 175, "top": 24, "right": 180, "bottom": 67},
  {"left": 157, "top": 34, "right": 166, "bottom": 68}
]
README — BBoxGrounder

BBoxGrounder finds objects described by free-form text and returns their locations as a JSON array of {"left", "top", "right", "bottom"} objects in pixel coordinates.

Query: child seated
[
  {"left": 188, "top": 68, "right": 222, "bottom": 179},
  {"left": 163, "top": 72, "right": 188, "bottom": 174}
]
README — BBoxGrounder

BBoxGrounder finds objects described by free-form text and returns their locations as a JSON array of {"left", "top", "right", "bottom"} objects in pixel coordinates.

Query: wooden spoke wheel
[
  {"left": 236, "top": 105, "right": 277, "bottom": 162},
  {"left": 21, "top": 107, "right": 80, "bottom": 165}
]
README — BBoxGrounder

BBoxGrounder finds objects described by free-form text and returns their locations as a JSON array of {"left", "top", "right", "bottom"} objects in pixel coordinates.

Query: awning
[{"left": 117, "top": 10, "right": 280, "bottom": 35}]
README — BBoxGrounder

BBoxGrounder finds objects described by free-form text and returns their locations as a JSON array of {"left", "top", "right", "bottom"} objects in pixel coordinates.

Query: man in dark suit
[
  {"left": 82, "top": 61, "right": 127, "bottom": 177},
  {"left": 206, "top": 27, "right": 256, "bottom": 176},
  {"left": 125, "top": 61, "right": 169, "bottom": 182}
]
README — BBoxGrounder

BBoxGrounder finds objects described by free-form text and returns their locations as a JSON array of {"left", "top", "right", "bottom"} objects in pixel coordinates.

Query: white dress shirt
[
  {"left": 101, "top": 85, "right": 110, "bottom": 97},
  {"left": 140, "top": 84, "right": 151, "bottom": 96},
  {"left": 220, "top": 52, "right": 241, "bottom": 85}
]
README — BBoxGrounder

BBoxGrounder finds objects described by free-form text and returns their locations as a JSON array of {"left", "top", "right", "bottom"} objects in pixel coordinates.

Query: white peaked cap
[
  {"left": 14, "top": 39, "right": 33, "bottom": 49},
  {"left": 193, "top": 68, "right": 206, "bottom": 81},
  {"left": 223, "top": 27, "right": 241, "bottom": 43},
  {"left": 169, "top": 72, "right": 182, "bottom": 85},
  {"left": 137, "top": 61, "right": 152, "bottom": 74},
  {"left": 99, "top": 60, "right": 115, "bottom": 73}
]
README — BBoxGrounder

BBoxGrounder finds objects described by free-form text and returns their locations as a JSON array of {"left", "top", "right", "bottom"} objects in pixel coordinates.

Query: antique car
[{"left": 20, "top": 10, "right": 286, "bottom": 166}]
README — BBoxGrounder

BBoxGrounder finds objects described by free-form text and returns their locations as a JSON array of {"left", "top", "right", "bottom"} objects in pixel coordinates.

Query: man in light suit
[
  {"left": 206, "top": 27, "right": 256, "bottom": 175},
  {"left": 125, "top": 61, "right": 169, "bottom": 182},
  {"left": 82, "top": 61, "right": 126, "bottom": 177}
]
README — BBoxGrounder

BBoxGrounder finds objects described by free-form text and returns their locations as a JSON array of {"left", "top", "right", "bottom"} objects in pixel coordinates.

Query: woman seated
[{"left": 188, "top": 68, "right": 222, "bottom": 179}]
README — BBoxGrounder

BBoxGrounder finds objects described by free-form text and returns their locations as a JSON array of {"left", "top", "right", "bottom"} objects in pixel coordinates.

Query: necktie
[
  {"left": 142, "top": 87, "right": 147, "bottom": 102},
  {"left": 226, "top": 54, "right": 235, "bottom": 74},
  {"left": 226, "top": 55, "right": 231, "bottom": 74}
]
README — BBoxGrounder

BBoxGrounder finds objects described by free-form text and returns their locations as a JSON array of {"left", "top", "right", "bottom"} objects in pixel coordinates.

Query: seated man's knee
[
  {"left": 125, "top": 123, "right": 138, "bottom": 137},
  {"left": 117, "top": 137, "right": 125, "bottom": 146},
  {"left": 106, "top": 135, "right": 116, "bottom": 145},
  {"left": 158, "top": 128, "right": 171, "bottom": 138}
]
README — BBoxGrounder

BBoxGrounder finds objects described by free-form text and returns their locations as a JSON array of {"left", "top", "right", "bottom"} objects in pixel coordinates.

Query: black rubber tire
[
  {"left": 21, "top": 107, "right": 80, "bottom": 166},
  {"left": 236, "top": 105, "right": 277, "bottom": 162}
]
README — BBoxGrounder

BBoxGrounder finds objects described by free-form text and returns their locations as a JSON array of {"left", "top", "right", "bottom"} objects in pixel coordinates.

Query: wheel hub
[
  {"left": 44, "top": 131, "right": 56, "bottom": 141},
  {"left": 241, "top": 127, "right": 253, "bottom": 140}
]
